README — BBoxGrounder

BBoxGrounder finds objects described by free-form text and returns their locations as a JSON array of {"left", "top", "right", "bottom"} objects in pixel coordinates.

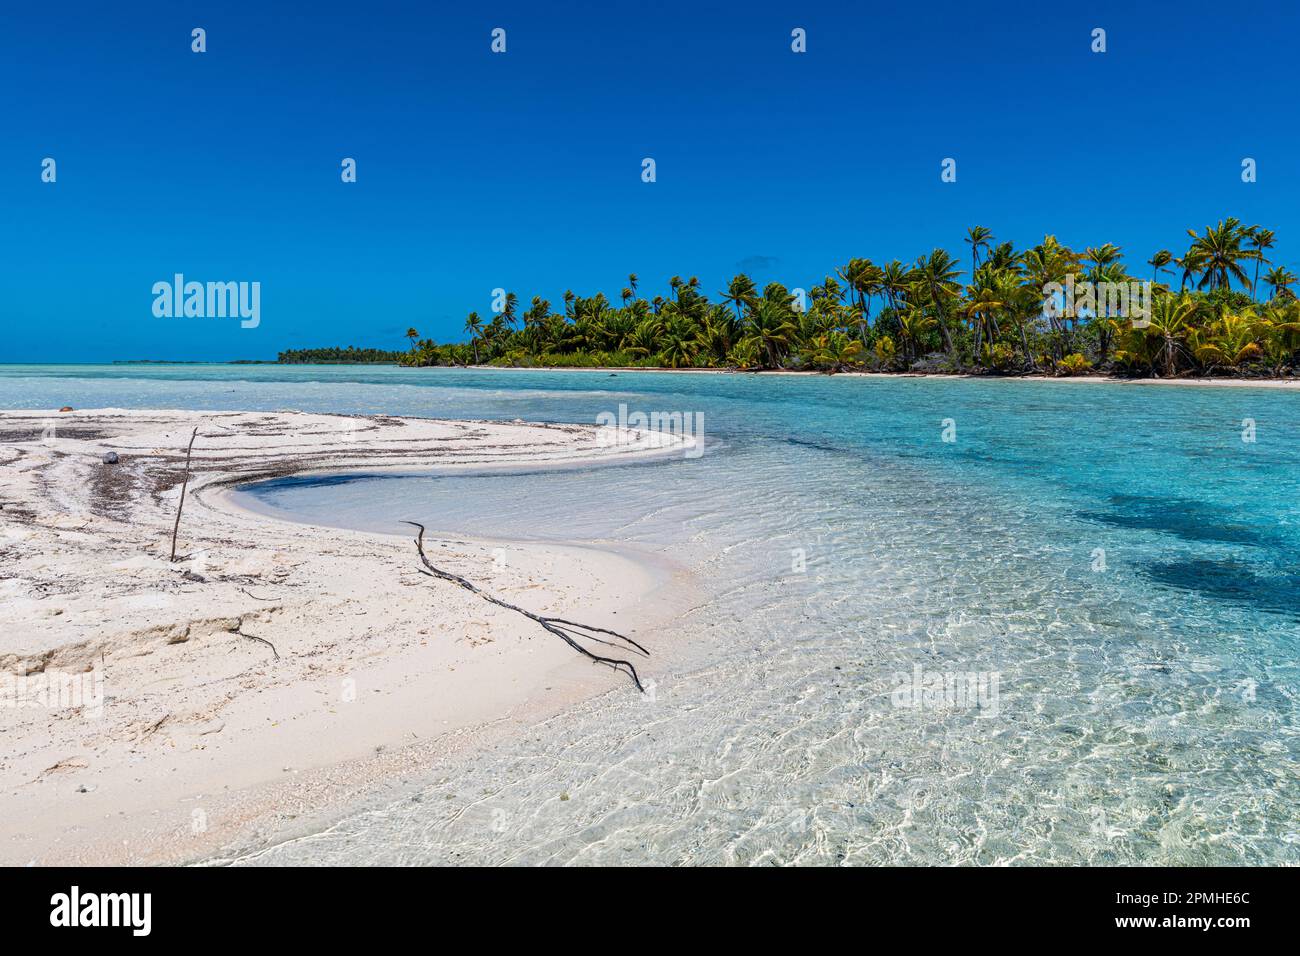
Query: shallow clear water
[{"left": 5, "top": 365, "right": 1298, "bottom": 864}]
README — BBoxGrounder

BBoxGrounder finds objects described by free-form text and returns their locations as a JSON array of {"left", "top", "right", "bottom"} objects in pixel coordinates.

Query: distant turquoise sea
[{"left": 4, "top": 364, "right": 1297, "bottom": 864}]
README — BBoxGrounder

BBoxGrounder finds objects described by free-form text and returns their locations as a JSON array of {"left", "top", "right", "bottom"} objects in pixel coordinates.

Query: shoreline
[
  {"left": 0, "top": 408, "right": 697, "bottom": 865},
  {"left": 418, "top": 364, "right": 1300, "bottom": 390},
  {"left": 9, "top": 362, "right": 1300, "bottom": 392}
]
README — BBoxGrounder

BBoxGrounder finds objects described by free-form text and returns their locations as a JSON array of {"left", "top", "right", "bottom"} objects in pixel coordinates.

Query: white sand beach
[{"left": 0, "top": 408, "right": 694, "bottom": 865}]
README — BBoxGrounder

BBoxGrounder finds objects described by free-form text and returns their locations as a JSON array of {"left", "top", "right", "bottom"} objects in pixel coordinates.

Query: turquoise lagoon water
[{"left": 3, "top": 365, "right": 1298, "bottom": 864}]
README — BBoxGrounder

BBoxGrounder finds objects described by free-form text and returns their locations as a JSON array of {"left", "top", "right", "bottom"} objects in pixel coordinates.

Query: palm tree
[
  {"left": 627, "top": 273, "right": 639, "bottom": 300},
  {"left": 697, "top": 305, "right": 739, "bottom": 364},
  {"left": 1184, "top": 218, "right": 1258, "bottom": 291},
  {"left": 1084, "top": 243, "right": 1123, "bottom": 276},
  {"left": 500, "top": 292, "right": 519, "bottom": 330},
  {"left": 854, "top": 260, "right": 884, "bottom": 337},
  {"left": 1082, "top": 246, "right": 1126, "bottom": 346},
  {"left": 658, "top": 315, "right": 699, "bottom": 368},
  {"left": 1081, "top": 244, "right": 1124, "bottom": 336},
  {"left": 1257, "top": 301, "right": 1300, "bottom": 369},
  {"left": 1021, "top": 236, "right": 1083, "bottom": 359},
  {"left": 963, "top": 282, "right": 1004, "bottom": 359},
  {"left": 1265, "top": 265, "right": 1298, "bottom": 301},
  {"left": 721, "top": 274, "right": 757, "bottom": 323},
  {"left": 896, "top": 307, "right": 937, "bottom": 364},
  {"left": 914, "top": 249, "right": 963, "bottom": 354},
  {"left": 816, "top": 275, "right": 845, "bottom": 305},
  {"left": 405, "top": 327, "right": 420, "bottom": 350},
  {"left": 1192, "top": 309, "right": 1265, "bottom": 370},
  {"left": 746, "top": 298, "right": 797, "bottom": 368},
  {"left": 1147, "top": 250, "right": 1173, "bottom": 285},
  {"left": 1143, "top": 294, "right": 1199, "bottom": 376},
  {"left": 624, "top": 316, "right": 662, "bottom": 359},
  {"left": 1000, "top": 281, "right": 1039, "bottom": 368},
  {"left": 984, "top": 241, "right": 1021, "bottom": 274},
  {"left": 965, "top": 226, "right": 993, "bottom": 274},
  {"left": 1248, "top": 227, "right": 1275, "bottom": 299},
  {"left": 1175, "top": 252, "right": 1202, "bottom": 293},
  {"left": 837, "top": 258, "right": 883, "bottom": 338},
  {"left": 837, "top": 258, "right": 871, "bottom": 334},
  {"left": 878, "top": 260, "right": 911, "bottom": 331},
  {"left": 463, "top": 312, "right": 484, "bottom": 364},
  {"left": 807, "top": 332, "right": 864, "bottom": 373}
]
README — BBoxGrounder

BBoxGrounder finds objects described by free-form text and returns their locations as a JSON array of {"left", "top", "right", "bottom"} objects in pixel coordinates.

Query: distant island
[
  {"left": 115, "top": 359, "right": 275, "bottom": 365},
  {"left": 277, "top": 347, "right": 407, "bottom": 365}
]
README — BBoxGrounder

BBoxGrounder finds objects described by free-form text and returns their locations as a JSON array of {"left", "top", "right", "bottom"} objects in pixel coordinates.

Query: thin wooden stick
[
  {"left": 235, "top": 625, "right": 280, "bottom": 660},
  {"left": 169, "top": 427, "right": 199, "bottom": 562},
  {"left": 402, "top": 521, "right": 649, "bottom": 691}
]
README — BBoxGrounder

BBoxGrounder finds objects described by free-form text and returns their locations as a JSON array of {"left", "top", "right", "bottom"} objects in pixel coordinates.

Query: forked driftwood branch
[
  {"left": 402, "top": 521, "right": 649, "bottom": 691},
  {"left": 169, "top": 426, "right": 200, "bottom": 562}
]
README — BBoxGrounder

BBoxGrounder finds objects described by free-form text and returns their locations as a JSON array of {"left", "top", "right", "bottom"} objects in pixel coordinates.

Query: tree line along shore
[{"left": 280, "top": 218, "right": 1300, "bottom": 378}]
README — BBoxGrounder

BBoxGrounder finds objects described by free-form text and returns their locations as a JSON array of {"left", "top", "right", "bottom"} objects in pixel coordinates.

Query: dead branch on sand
[
  {"left": 169, "top": 426, "right": 200, "bottom": 562},
  {"left": 235, "top": 625, "right": 280, "bottom": 660},
  {"left": 402, "top": 521, "right": 649, "bottom": 691}
]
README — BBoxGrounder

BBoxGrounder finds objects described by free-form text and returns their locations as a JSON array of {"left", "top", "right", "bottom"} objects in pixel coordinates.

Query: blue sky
[{"left": 2, "top": 0, "right": 1298, "bottom": 362}]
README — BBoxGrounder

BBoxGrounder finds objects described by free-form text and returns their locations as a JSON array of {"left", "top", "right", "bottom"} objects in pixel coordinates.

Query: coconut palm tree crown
[{"left": 1184, "top": 218, "right": 1259, "bottom": 291}]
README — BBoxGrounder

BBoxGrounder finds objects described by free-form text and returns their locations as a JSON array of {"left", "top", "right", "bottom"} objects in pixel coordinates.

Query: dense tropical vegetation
[{"left": 305, "top": 219, "right": 1300, "bottom": 377}]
